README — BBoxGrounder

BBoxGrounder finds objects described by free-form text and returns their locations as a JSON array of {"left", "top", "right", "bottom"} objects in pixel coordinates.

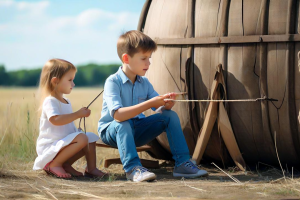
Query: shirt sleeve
[
  {"left": 43, "top": 97, "right": 60, "bottom": 120},
  {"left": 104, "top": 77, "right": 123, "bottom": 118},
  {"left": 145, "top": 78, "right": 159, "bottom": 111}
]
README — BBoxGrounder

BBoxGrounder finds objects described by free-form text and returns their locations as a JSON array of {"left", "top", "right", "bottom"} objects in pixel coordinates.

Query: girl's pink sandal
[{"left": 43, "top": 161, "right": 72, "bottom": 179}]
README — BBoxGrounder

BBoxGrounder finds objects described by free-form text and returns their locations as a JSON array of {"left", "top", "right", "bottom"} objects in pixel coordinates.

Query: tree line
[{"left": 0, "top": 63, "right": 121, "bottom": 87}]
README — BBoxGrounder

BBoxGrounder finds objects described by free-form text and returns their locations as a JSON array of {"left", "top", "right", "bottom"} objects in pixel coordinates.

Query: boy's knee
[
  {"left": 115, "top": 120, "right": 132, "bottom": 132},
  {"left": 162, "top": 110, "right": 179, "bottom": 120}
]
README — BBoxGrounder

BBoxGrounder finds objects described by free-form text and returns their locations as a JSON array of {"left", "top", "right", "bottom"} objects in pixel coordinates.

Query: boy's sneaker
[
  {"left": 126, "top": 166, "right": 157, "bottom": 182},
  {"left": 173, "top": 160, "right": 208, "bottom": 178}
]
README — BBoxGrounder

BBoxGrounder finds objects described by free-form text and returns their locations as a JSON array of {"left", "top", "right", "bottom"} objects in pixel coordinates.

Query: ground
[{"left": 1, "top": 161, "right": 300, "bottom": 200}]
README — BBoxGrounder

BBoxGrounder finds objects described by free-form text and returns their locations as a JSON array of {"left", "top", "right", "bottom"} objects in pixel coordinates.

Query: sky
[{"left": 0, "top": 0, "right": 145, "bottom": 71}]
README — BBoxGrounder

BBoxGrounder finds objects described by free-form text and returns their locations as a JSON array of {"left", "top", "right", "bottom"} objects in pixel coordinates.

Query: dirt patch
[{"left": 1, "top": 163, "right": 300, "bottom": 200}]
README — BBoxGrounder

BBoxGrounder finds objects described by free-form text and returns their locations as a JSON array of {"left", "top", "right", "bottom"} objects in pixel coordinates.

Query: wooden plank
[
  {"left": 195, "top": 0, "right": 221, "bottom": 37},
  {"left": 104, "top": 158, "right": 159, "bottom": 169},
  {"left": 227, "top": 44, "right": 260, "bottom": 163},
  {"left": 191, "top": 100, "right": 219, "bottom": 164},
  {"left": 287, "top": 0, "right": 300, "bottom": 161},
  {"left": 187, "top": 0, "right": 195, "bottom": 38},
  {"left": 266, "top": 0, "right": 299, "bottom": 164},
  {"left": 218, "top": 102, "right": 246, "bottom": 171},
  {"left": 192, "top": 66, "right": 220, "bottom": 164},
  {"left": 137, "top": 0, "right": 152, "bottom": 31},
  {"left": 192, "top": 64, "right": 246, "bottom": 170},
  {"left": 154, "top": 34, "right": 300, "bottom": 45},
  {"left": 96, "top": 142, "right": 152, "bottom": 152},
  {"left": 257, "top": 0, "right": 278, "bottom": 165}
]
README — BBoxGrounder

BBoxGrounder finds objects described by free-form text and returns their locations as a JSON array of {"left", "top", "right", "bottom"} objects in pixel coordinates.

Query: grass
[
  {"left": 0, "top": 88, "right": 38, "bottom": 168},
  {"left": 1, "top": 87, "right": 300, "bottom": 199},
  {"left": 0, "top": 87, "right": 109, "bottom": 170}
]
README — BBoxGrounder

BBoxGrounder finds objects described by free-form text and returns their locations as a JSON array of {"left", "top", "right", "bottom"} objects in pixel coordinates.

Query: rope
[
  {"left": 78, "top": 90, "right": 104, "bottom": 134},
  {"left": 164, "top": 96, "right": 278, "bottom": 102},
  {"left": 78, "top": 90, "right": 277, "bottom": 134}
]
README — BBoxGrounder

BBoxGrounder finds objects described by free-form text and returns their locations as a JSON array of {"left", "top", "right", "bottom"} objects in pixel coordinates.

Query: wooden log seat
[{"left": 96, "top": 139, "right": 159, "bottom": 169}]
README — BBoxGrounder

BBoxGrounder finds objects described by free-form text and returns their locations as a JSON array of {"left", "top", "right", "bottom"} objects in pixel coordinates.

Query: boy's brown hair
[{"left": 117, "top": 30, "right": 157, "bottom": 61}]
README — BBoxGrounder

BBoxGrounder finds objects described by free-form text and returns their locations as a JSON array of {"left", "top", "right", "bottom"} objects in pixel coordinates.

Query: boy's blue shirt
[{"left": 98, "top": 66, "right": 159, "bottom": 134}]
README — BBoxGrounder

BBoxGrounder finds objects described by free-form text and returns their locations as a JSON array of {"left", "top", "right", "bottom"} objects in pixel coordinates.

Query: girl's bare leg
[
  {"left": 65, "top": 150, "right": 85, "bottom": 165},
  {"left": 49, "top": 133, "right": 88, "bottom": 178},
  {"left": 84, "top": 142, "right": 96, "bottom": 171},
  {"left": 63, "top": 150, "right": 85, "bottom": 176},
  {"left": 83, "top": 142, "right": 107, "bottom": 177}
]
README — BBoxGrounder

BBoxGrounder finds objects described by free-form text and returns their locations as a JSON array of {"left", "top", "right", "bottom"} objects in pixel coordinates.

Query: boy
[{"left": 98, "top": 30, "right": 208, "bottom": 182}]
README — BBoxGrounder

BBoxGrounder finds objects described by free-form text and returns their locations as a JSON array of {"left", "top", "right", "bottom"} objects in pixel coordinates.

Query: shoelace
[
  {"left": 185, "top": 161, "right": 199, "bottom": 170},
  {"left": 132, "top": 166, "right": 149, "bottom": 175}
]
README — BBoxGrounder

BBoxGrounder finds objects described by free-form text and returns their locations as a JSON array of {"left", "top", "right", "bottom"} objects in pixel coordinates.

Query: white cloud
[
  {"left": 16, "top": 1, "right": 49, "bottom": 18},
  {"left": 77, "top": 9, "right": 113, "bottom": 27},
  {"left": 16, "top": 1, "right": 49, "bottom": 11},
  {"left": 109, "top": 12, "right": 139, "bottom": 31},
  {"left": 0, "top": 0, "right": 14, "bottom": 7},
  {"left": 0, "top": 0, "right": 140, "bottom": 70},
  {"left": 0, "top": 0, "right": 49, "bottom": 18}
]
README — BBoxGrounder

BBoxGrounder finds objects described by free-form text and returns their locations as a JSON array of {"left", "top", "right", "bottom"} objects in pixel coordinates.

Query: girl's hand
[
  {"left": 49, "top": 107, "right": 90, "bottom": 126},
  {"left": 77, "top": 107, "right": 91, "bottom": 118}
]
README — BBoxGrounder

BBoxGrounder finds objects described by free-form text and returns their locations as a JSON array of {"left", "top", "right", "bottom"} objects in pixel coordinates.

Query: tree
[
  {"left": 90, "top": 68, "right": 105, "bottom": 86},
  {"left": 3, "top": 63, "right": 121, "bottom": 87},
  {"left": 0, "top": 65, "right": 9, "bottom": 85},
  {"left": 74, "top": 70, "right": 87, "bottom": 86}
]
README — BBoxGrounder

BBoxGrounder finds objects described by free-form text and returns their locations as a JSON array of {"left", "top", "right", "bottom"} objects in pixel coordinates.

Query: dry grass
[
  {"left": 0, "top": 87, "right": 300, "bottom": 199},
  {"left": 1, "top": 165, "right": 300, "bottom": 199},
  {"left": 0, "top": 87, "right": 125, "bottom": 170},
  {"left": 0, "top": 87, "right": 39, "bottom": 169}
]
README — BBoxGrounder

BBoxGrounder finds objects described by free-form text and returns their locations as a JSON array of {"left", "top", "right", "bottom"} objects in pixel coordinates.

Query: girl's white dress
[{"left": 33, "top": 96, "right": 99, "bottom": 170}]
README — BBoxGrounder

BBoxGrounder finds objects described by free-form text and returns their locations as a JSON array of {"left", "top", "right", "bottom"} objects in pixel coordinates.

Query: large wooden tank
[{"left": 138, "top": 0, "right": 300, "bottom": 167}]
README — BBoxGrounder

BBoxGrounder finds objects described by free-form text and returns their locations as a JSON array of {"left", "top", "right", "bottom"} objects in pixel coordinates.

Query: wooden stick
[
  {"left": 174, "top": 92, "right": 187, "bottom": 95},
  {"left": 274, "top": 131, "right": 286, "bottom": 181},
  {"left": 211, "top": 162, "right": 242, "bottom": 184}
]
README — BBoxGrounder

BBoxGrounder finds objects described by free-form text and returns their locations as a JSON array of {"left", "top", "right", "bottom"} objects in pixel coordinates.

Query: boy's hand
[
  {"left": 149, "top": 95, "right": 167, "bottom": 108},
  {"left": 77, "top": 107, "right": 91, "bottom": 118},
  {"left": 163, "top": 92, "right": 176, "bottom": 110}
]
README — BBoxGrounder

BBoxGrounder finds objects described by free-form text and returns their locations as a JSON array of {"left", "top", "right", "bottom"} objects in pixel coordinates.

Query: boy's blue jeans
[{"left": 100, "top": 110, "right": 191, "bottom": 173}]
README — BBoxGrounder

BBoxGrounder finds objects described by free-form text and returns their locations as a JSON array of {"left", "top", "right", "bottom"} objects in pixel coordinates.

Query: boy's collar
[{"left": 117, "top": 66, "right": 143, "bottom": 84}]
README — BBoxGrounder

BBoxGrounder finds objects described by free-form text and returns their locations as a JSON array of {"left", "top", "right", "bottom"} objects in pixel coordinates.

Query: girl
[{"left": 33, "top": 58, "right": 107, "bottom": 179}]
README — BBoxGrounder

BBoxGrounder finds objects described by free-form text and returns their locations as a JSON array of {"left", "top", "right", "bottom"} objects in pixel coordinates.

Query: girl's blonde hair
[{"left": 37, "top": 58, "right": 76, "bottom": 111}]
